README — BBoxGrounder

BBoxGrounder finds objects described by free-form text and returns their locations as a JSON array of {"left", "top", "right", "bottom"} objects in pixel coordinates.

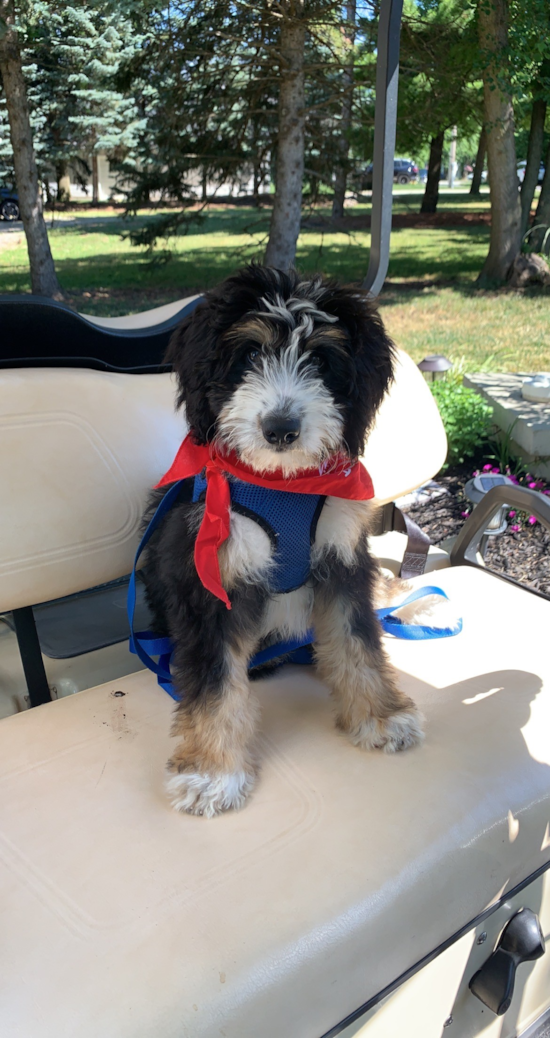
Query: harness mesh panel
[{"left": 192, "top": 472, "right": 323, "bottom": 593}]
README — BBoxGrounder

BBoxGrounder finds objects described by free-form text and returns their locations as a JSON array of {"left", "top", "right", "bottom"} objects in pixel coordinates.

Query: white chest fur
[
  {"left": 218, "top": 496, "right": 373, "bottom": 641},
  {"left": 312, "top": 495, "right": 373, "bottom": 566}
]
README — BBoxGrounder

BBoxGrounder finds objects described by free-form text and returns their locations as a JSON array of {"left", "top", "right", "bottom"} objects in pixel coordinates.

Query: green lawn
[{"left": 1, "top": 193, "right": 548, "bottom": 373}]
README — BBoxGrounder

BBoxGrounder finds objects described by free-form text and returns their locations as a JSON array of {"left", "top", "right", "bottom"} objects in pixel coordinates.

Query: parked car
[
  {"left": 0, "top": 188, "right": 20, "bottom": 221},
  {"left": 353, "top": 158, "right": 419, "bottom": 190},
  {"left": 517, "top": 160, "right": 545, "bottom": 185}
]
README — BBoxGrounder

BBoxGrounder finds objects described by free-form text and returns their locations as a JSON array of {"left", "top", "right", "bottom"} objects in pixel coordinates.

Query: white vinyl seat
[
  {"left": 1, "top": 567, "right": 549, "bottom": 1038},
  {"left": 2, "top": 349, "right": 550, "bottom": 1037}
]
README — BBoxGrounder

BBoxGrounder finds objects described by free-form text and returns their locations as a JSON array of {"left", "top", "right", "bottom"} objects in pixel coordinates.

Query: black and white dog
[{"left": 142, "top": 265, "right": 424, "bottom": 817}]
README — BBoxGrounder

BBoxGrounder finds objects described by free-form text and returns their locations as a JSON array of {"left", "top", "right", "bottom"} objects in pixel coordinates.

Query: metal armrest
[{"left": 451, "top": 485, "right": 550, "bottom": 571}]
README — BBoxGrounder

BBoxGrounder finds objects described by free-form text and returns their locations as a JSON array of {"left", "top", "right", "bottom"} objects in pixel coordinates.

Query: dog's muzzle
[{"left": 261, "top": 413, "right": 301, "bottom": 447}]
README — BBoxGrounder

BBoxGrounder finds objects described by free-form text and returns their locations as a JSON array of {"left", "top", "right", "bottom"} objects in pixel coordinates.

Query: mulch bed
[
  {"left": 304, "top": 211, "right": 492, "bottom": 231},
  {"left": 403, "top": 466, "right": 550, "bottom": 598}
]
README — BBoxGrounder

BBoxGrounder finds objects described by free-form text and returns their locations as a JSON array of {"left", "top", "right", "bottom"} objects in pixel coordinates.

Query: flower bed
[{"left": 403, "top": 465, "right": 550, "bottom": 598}]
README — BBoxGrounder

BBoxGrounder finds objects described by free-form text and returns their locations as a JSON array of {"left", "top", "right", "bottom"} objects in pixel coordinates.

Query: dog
[{"left": 142, "top": 264, "right": 424, "bottom": 817}]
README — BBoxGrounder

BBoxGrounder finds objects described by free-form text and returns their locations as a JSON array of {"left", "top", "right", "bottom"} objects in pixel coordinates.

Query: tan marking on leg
[
  {"left": 312, "top": 593, "right": 424, "bottom": 753},
  {"left": 166, "top": 638, "right": 259, "bottom": 816}
]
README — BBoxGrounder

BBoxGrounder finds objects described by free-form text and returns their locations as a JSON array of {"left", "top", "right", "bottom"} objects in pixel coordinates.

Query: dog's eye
[{"left": 246, "top": 348, "right": 259, "bottom": 365}]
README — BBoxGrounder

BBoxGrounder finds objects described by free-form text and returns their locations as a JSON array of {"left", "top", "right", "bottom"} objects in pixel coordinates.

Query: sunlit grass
[
  {"left": 1, "top": 201, "right": 548, "bottom": 372},
  {"left": 379, "top": 288, "right": 550, "bottom": 373}
]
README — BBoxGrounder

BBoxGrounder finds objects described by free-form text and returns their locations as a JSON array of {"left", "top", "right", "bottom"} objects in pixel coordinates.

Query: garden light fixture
[
  {"left": 417, "top": 355, "right": 453, "bottom": 382},
  {"left": 464, "top": 473, "right": 515, "bottom": 554}
]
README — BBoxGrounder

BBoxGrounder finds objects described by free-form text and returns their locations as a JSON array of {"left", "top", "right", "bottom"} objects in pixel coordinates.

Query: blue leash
[{"left": 128, "top": 482, "right": 462, "bottom": 700}]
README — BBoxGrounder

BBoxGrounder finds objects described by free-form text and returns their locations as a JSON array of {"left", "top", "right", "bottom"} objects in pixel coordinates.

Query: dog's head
[{"left": 167, "top": 265, "right": 395, "bottom": 475}]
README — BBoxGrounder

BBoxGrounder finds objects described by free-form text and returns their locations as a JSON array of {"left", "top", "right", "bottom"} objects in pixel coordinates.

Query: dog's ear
[
  {"left": 347, "top": 297, "right": 395, "bottom": 455},
  {"left": 319, "top": 285, "right": 395, "bottom": 458},
  {"left": 165, "top": 299, "right": 219, "bottom": 444}
]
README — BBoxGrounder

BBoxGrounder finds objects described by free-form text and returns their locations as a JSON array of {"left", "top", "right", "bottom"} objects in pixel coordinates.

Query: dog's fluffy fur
[{"left": 142, "top": 265, "right": 424, "bottom": 817}]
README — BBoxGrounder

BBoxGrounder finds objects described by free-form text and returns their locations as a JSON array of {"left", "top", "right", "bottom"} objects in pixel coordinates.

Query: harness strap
[
  {"left": 128, "top": 483, "right": 462, "bottom": 699},
  {"left": 392, "top": 506, "right": 431, "bottom": 579},
  {"left": 376, "top": 585, "right": 463, "bottom": 639},
  {"left": 127, "top": 480, "right": 185, "bottom": 680}
]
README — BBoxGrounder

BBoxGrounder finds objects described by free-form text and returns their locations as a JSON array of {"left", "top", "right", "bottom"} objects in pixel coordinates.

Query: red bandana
[{"left": 156, "top": 433, "right": 374, "bottom": 609}]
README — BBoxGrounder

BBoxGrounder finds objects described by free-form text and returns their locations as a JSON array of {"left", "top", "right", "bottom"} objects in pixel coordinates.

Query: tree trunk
[
  {"left": 56, "top": 161, "right": 71, "bottom": 203},
  {"left": 477, "top": 0, "right": 521, "bottom": 285},
  {"left": 92, "top": 153, "right": 99, "bottom": 205},
  {"left": 530, "top": 139, "right": 550, "bottom": 253},
  {"left": 420, "top": 132, "right": 444, "bottom": 214},
  {"left": 470, "top": 126, "right": 486, "bottom": 195},
  {"left": 520, "top": 96, "right": 547, "bottom": 235},
  {"left": 253, "top": 160, "right": 261, "bottom": 206},
  {"left": 332, "top": 0, "right": 356, "bottom": 220},
  {"left": 0, "top": 0, "right": 63, "bottom": 298},
  {"left": 265, "top": 5, "right": 306, "bottom": 270}
]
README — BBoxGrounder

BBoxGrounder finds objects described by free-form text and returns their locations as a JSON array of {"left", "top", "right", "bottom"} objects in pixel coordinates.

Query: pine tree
[
  {"left": 1, "top": 1, "right": 142, "bottom": 203},
  {"left": 115, "top": 0, "right": 367, "bottom": 265},
  {"left": 0, "top": 0, "right": 62, "bottom": 297}
]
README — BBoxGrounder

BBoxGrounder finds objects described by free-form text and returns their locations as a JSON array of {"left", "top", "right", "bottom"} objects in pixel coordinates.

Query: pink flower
[
  {"left": 473, "top": 469, "right": 480, "bottom": 476},
  {"left": 510, "top": 524, "right": 520, "bottom": 532},
  {"left": 461, "top": 510, "right": 469, "bottom": 517},
  {"left": 528, "top": 482, "right": 537, "bottom": 489},
  {"left": 508, "top": 510, "right": 516, "bottom": 518},
  {"left": 491, "top": 467, "right": 500, "bottom": 473},
  {"left": 528, "top": 516, "right": 537, "bottom": 525},
  {"left": 482, "top": 464, "right": 492, "bottom": 472},
  {"left": 543, "top": 490, "right": 550, "bottom": 496}
]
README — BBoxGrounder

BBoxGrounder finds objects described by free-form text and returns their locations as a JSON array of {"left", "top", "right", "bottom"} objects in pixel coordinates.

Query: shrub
[{"left": 430, "top": 380, "right": 493, "bottom": 467}]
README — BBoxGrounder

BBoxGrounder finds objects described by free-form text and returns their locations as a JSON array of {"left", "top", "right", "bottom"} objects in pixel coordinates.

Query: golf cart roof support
[{"left": 362, "top": 0, "right": 404, "bottom": 298}]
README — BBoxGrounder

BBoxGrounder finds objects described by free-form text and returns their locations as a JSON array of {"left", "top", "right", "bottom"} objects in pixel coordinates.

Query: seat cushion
[
  {"left": 0, "top": 567, "right": 549, "bottom": 1038},
  {"left": 369, "top": 530, "right": 450, "bottom": 576}
]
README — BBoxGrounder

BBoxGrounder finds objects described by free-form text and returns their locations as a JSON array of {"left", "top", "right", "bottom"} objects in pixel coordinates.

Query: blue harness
[
  {"left": 191, "top": 471, "right": 324, "bottom": 594},
  {"left": 128, "top": 477, "right": 462, "bottom": 700}
]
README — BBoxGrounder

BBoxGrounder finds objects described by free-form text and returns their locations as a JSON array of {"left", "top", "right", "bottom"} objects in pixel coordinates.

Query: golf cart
[{"left": 1, "top": 2, "right": 550, "bottom": 1036}]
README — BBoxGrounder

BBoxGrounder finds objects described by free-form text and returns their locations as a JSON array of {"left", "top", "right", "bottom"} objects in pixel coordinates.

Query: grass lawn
[{"left": 1, "top": 191, "right": 548, "bottom": 373}]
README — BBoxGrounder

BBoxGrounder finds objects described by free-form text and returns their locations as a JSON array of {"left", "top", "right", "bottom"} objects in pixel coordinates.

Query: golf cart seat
[
  {"left": 1, "top": 343, "right": 550, "bottom": 1038},
  {"left": 0, "top": 292, "right": 452, "bottom": 714}
]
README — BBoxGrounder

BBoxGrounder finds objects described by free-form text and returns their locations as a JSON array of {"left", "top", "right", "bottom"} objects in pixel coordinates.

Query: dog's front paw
[
  {"left": 347, "top": 709, "right": 425, "bottom": 754},
  {"left": 165, "top": 767, "right": 255, "bottom": 817}
]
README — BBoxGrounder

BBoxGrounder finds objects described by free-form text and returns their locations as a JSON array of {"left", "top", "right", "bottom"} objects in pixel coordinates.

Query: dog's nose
[{"left": 261, "top": 415, "right": 301, "bottom": 446}]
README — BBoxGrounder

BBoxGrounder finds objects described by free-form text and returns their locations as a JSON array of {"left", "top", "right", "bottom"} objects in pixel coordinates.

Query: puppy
[{"left": 142, "top": 264, "right": 424, "bottom": 817}]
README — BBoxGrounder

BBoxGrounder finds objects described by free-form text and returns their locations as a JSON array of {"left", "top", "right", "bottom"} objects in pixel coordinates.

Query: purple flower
[
  {"left": 461, "top": 510, "right": 469, "bottom": 517},
  {"left": 509, "top": 475, "right": 519, "bottom": 484},
  {"left": 491, "top": 467, "right": 500, "bottom": 474},
  {"left": 508, "top": 510, "right": 516, "bottom": 518},
  {"left": 528, "top": 516, "right": 537, "bottom": 525},
  {"left": 482, "top": 464, "right": 492, "bottom": 472},
  {"left": 510, "top": 524, "right": 520, "bottom": 532}
]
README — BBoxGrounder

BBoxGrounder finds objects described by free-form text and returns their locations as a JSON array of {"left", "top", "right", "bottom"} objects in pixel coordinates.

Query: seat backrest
[
  {"left": 0, "top": 369, "right": 183, "bottom": 612},
  {"left": 0, "top": 350, "right": 446, "bottom": 612},
  {"left": 362, "top": 349, "right": 447, "bottom": 504}
]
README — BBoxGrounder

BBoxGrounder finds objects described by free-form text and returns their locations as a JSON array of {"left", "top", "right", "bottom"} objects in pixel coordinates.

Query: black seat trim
[{"left": 0, "top": 294, "right": 205, "bottom": 373}]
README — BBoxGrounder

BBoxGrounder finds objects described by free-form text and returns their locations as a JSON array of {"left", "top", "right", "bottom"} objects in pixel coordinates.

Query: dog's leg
[
  {"left": 165, "top": 631, "right": 260, "bottom": 817},
  {"left": 312, "top": 546, "right": 424, "bottom": 754}
]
